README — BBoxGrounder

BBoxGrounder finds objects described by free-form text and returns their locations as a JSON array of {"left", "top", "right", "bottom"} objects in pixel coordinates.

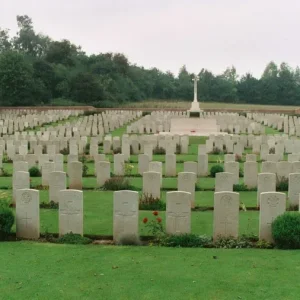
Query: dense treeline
[{"left": 1, "top": 15, "right": 300, "bottom": 107}]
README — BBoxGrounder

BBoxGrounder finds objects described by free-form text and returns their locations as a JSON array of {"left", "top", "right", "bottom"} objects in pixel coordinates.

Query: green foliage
[
  {"left": 102, "top": 176, "right": 131, "bottom": 191},
  {"left": 113, "top": 147, "right": 122, "bottom": 154},
  {"left": 2, "top": 16, "right": 300, "bottom": 107},
  {"left": 272, "top": 212, "right": 300, "bottom": 249},
  {"left": 56, "top": 233, "right": 92, "bottom": 245},
  {"left": 139, "top": 194, "right": 165, "bottom": 211},
  {"left": 60, "top": 148, "right": 69, "bottom": 155},
  {"left": 276, "top": 177, "right": 288, "bottom": 191},
  {"left": 0, "top": 201, "right": 14, "bottom": 240},
  {"left": 255, "top": 240, "right": 274, "bottom": 249},
  {"left": 0, "top": 168, "right": 9, "bottom": 177},
  {"left": 162, "top": 234, "right": 211, "bottom": 248},
  {"left": 153, "top": 146, "right": 166, "bottom": 155},
  {"left": 214, "top": 236, "right": 253, "bottom": 249},
  {"left": 29, "top": 166, "right": 41, "bottom": 177},
  {"left": 233, "top": 184, "right": 255, "bottom": 192},
  {"left": 210, "top": 165, "right": 224, "bottom": 177},
  {"left": 142, "top": 211, "right": 165, "bottom": 242},
  {"left": 239, "top": 168, "right": 244, "bottom": 178},
  {"left": 40, "top": 201, "right": 59, "bottom": 209},
  {"left": 211, "top": 147, "right": 223, "bottom": 155}
]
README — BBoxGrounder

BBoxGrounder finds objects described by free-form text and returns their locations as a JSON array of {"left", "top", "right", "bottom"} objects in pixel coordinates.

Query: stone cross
[{"left": 192, "top": 75, "right": 199, "bottom": 103}]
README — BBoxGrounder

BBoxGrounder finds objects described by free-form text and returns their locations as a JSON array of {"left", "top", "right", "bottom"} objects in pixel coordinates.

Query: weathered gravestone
[
  {"left": 149, "top": 161, "right": 163, "bottom": 185},
  {"left": 96, "top": 161, "right": 111, "bottom": 187},
  {"left": 259, "top": 192, "right": 285, "bottom": 242},
  {"left": 224, "top": 161, "right": 239, "bottom": 184},
  {"left": 215, "top": 172, "right": 233, "bottom": 192},
  {"left": 261, "top": 161, "right": 277, "bottom": 174},
  {"left": 113, "top": 190, "right": 139, "bottom": 242},
  {"left": 68, "top": 161, "right": 83, "bottom": 189},
  {"left": 143, "top": 171, "right": 160, "bottom": 199},
  {"left": 16, "top": 189, "right": 40, "bottom": 239},
  {"left": 13, "top": 171, "right": 30, "bottom": 203},
  {"left": 59, "top": 189, "right": 83, "bottom": 236},
  {"left": 166, "top": 191, "right": 191, "bottom": 235},
  {"left": 114, "top": 154, "right": 125, "bottom": 176},
  {"left": 49, "top": 171, "right": 67, "bottom": 203},
  {"left": 213, "top": 191, "right": 239, "bottom": 240},
  {"left": 288, "top": 173, "right": 300, "bottom": 206},
  {"left": 178, "top": 172, "right": 196, "bottom": 208},
  {"left": 138, "top": 154, "right": 150, "bottom": 175},
  {"left": 184, "top": 161, "right": 198, "bottom": 175},
  {"left": 276, "top": 161, "right": 292, "bottom": 181},
  {"left": 198, "top": 154, "right": 208, "bottom": 176},
  {"left": 244, "top": 162, "right": 258, "bottom": 188},
  {"left": 42, "top": 162, "right": 55, "bottom": 186},
  {"left": 165, "top": 154, "right": 176, "bottom": 177},
  {"left": 257, "top": 173, "right": 276, "bottom": 206}
]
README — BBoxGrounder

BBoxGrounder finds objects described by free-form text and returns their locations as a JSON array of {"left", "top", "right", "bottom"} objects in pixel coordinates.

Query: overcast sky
[{"left": 2, "top": 0, "right": 300, "bottom": 77}]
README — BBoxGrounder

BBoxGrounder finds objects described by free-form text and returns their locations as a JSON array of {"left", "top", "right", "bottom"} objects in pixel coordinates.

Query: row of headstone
[{"left": 113, "top": 190, "right": 286, "bottom": 243}]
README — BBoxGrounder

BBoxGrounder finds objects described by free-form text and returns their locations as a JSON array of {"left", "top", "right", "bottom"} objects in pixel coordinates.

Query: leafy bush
[
  {"left": 0, "top": 168, "right": 9, "bottom": 177},
  {"left": 233, "top": 184, "right": 251, "bottom": 192},
  {"left": 103, "top": 176, "right": 131, "bottom": 191},
  {"left": 153, "top": 146, "right": 166, "bottom": 155},
  {"left": 139, "top": 194, "right": 165, "bottom": 210},
  {"left": 29, "top": 166, "right": 41, "bottom": 177},
  {"left": 211, "top": 147, "right": 223, "bottom": 155},
  {"left": 210, "top": 165, "right": 224, "bottom": 177},
  {"left": 57, "top": 233, "right": 92, "bottom": 245},
  {"left": 239, "top": 168, "right": 244, "bottom": 178},
  {"left": 0, "top": 201, "right": 14, "bottom": 240},
  {"left": 255, "top": 240, "right": 274, "bottom": 249},
  {"left": 214, "top": 236, "right": 253, "bottom": 249},
  {"left": 162, "top": 234, "right": 211, "bottom": 248},
  {"left": 2, "top": 156, "right": 13, "bottom": 163},
  {"left": 40, "top": 201, "right": 59, "bottom": 209},
  {"left": 276, "top": 177, "right": 288, "bottom": 191},
  {"left": 272, "top": 212, "right": 300, "bottom": 249},
  {"left": 60, "top": 148, "right": 69, "bottom": 155}
]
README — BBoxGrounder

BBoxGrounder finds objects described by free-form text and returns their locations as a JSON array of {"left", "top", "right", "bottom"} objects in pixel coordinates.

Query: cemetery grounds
[{"left": 0, "top": 111, "right": 299, "bottom": 300}]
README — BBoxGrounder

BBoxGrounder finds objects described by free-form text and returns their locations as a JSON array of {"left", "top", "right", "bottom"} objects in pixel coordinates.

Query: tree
[
  {"left": 0, "top": 28, "right": 11, "bottom": 53},
  {"left": 0, "top": 51, "right": 36, "bottom": 105}
]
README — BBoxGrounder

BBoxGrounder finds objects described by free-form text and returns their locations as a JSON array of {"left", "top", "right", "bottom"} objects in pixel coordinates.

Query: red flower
[
  {"left": 156, "top": 217, "right": 162, "bottom": 223},
  {"left": 142, "top": 217, "right": 148, "bottom": 224},
  {"left": 153, "top": 211, "right": 158, "bottom": 216}
]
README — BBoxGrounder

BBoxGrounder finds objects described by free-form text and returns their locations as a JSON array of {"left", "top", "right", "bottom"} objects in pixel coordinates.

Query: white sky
[{"left": 2, "top": 0, "right": 300, "bottom": 77}]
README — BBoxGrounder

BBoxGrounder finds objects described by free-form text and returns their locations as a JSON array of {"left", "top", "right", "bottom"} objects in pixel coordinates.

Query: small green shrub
[
  {"left": 103, "top": 176, "right": 131, "bottom": 191},
  {"left": 211, "top": 147, "right": 223, "bottom": 155},
  {"left": 214, "top": 236, "right": 252, "bottom": 249},
  {"left": 29, "top": 166, "right": 41, "bottom": 177},
  {"left": 276, "top": 177, "right": 288, "bottom": 191},
  {"left": 239, "top": 168, "right": 244, "bottom": 178},
  {"left": 0, "top": 168, "right": 9, "bottom": 177},
  {"left": 162, "top": 234, "right": 211, "bottom": 248},
  {"left": 255, "top": 240, "right": 274, "bottom": 249},
  {"left": 139, "top": 194, "right": 165, "bottom": 210},
  {"left": 60, "top": 148, "right": 69, "bottom": 155},
  {"left": 2, "top": 156, "right": 13, "bottom": 163},
  {"left": 153, "top": 146, "right": 166, "bottom": 155},
  {"left": 272, "top": 212, "right": 300, "bottom": 249},
  {"left": 0, "top": 202, "right": 14, "bottom": 240},
  {"left": 233, "top": 184, "right": 251, "bottom": 192},
  {"left": 40, "top": 201, "right": 59, "bottom": 209},
  {"left": 57, "top": 232, "right": 92, "bottom": 245},
  {"left": 210, "top": 165, "right": 224, "bottom": 177}
]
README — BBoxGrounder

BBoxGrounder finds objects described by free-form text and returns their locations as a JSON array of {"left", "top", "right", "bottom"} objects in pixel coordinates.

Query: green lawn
[{"left": 0, "top": 242, "right": 299, "bottom": 300}]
